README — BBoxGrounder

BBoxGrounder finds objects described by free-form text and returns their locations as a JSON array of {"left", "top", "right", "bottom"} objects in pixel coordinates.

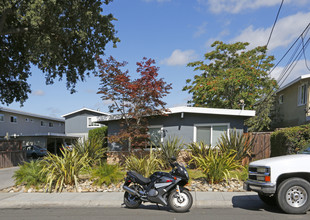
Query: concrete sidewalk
[{"left": 0, "top": 191, "right": 260, "bottom": 209}]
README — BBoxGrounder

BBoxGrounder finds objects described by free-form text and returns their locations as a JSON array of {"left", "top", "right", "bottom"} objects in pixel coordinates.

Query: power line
[
  {"left": 267, "top": 23, "right": 310, "bottom": 82},
  {"left": 302, "top": 33, "right": 310, "bottom": 72},
  {"left": 278, "top": 36, "right": 310, "bottom": 88},
  {"left": 266, "top": 0, "right": 284, "bottom": 48},
  {"left": 257, "top": 0, "right": 284, "bottom": 69},
  {"left": 275, "top": 24, "right": 310, "bottom": 87},
  {"left": 258, "top": 23, "right": 310, "bottom": 105}
]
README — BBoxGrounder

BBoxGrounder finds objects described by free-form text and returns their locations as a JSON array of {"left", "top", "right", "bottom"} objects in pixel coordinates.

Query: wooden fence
[
  {"left": 248, "top": 132, "right": 271, "bottom": 161},
  {"left": 0, "top": 140, "right": 25, "bottom": 168}
]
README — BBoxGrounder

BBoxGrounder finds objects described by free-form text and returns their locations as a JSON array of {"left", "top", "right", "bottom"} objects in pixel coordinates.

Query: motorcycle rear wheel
[
  {"left": 168, "top": 189, "right": 193, "bottom": 213},
  {"left": 123, "top": 185, "right": 142, "bottom": 209}
]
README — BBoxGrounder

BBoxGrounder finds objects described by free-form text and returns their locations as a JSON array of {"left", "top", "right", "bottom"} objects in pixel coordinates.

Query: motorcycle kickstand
[{"left": 156, "top": 203, "right": 160, "bottom": 210}]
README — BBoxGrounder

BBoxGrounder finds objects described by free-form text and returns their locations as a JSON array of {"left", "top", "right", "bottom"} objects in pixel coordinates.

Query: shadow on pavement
[
  {"left": 123, "top": 204, "right": 191, "bottom": 214},
  {"left": 232, "top": 195, "right": 282, "bottom": 214}
]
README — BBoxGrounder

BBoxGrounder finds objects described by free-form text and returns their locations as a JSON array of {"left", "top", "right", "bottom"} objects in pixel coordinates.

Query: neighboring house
[
  {"left": 274, "top": 74, "right": 310, "bottom": 127},
  {"left": 0, "top": 106, "right": 76, "bottom": 153},
  {"left": 62, "top": 108, "right": 110, "bottom": 140},
  {"left": 96, "top": 106, "right": 255, "bottom": 151}
]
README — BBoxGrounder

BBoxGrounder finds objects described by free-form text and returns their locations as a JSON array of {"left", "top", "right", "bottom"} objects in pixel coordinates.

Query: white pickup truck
[{"left": 243, "top": 147, "right": 310, "bottom": 214}]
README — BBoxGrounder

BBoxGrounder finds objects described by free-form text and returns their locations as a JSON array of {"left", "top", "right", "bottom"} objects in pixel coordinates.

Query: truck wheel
[
  {"left": 258, "top": 193, "right": 277, "bottom": 206},
  {"left": 276, "top": 178, "right": 310, "bottom": 214}
]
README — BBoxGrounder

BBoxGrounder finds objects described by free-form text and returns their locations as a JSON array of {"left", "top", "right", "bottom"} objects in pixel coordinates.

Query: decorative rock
[{"left": 0, "top": 178, "right": 245, "bottom": 193}]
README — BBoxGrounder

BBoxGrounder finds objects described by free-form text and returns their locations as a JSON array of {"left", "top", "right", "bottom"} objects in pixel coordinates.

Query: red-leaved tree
[{"left": 96, "top": 56, "right": 172, "bottom": 150}]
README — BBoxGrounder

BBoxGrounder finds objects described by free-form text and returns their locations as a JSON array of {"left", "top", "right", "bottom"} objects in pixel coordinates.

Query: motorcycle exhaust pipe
[{"left": 123, "top": 185, "right": 141, "bottom": 197}]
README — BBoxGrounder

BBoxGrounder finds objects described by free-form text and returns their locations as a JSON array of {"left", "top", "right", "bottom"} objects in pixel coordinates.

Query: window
[
  {"left": 41, "top": 121, "right": 46, "bottom": 127},
  {"left": 0, "top": 114, "right": 4, "bottom": 122},
  {"left": 298, "top": 84, "right": 307, "bottom": 106},
  {"left": 49, "top": 122, "right": 54, "bottom": 127},
  {"left": 10, "top": 116, "right": 17, "bottom": 123},
  {"left": 25, "top": 118, "right": 30, "bottom": 122},
  {"left": 194, "top": 124, "right": 229, "bottom": 146},
  {"left": 87, "top": 117, "right": 100, "bottom": 128},
  {"left": 279, "top": 94, "right": 284, "bottom": 104},
  {"left": 148, "top": 125, "right": 163, "bottom": 146}
]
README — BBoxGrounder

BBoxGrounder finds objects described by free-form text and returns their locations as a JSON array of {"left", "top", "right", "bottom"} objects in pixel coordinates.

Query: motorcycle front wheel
[
  {"left": 123, "top": 185, "right": 142, "bottom": 209},
  {"left": 168, "top": 188, "right": 193, "bottom": 213}
]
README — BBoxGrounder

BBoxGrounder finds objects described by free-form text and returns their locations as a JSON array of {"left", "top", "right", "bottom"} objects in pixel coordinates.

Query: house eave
[
  {"left": 277, "top": 74, "right": 310, "bottom": 93},
  {"left": 96, "top": 106, "right": 256, "bottom": 123},
  {"left": 0, "top": 107, "right": 64, "bottom": 122},
  {"left": 61, "top": 108, "right": 110, "bottom": 118}
]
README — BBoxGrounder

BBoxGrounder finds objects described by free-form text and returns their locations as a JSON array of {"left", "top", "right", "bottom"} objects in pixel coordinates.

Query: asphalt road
[{"left": 0, "top": 206, "right": 309, "bottom": 220}]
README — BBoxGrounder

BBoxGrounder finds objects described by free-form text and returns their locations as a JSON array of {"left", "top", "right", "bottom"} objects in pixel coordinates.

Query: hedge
[
  {"left": 270, "top": 124, "right": 310, "bottom": 156},
  {"left": 88, "top": 126, "right": 108, "bottom": 148}
]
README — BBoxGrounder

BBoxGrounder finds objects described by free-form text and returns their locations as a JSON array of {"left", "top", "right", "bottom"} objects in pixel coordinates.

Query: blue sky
[{"left": 6, "top": 0, "right": 310, "bottom": 118}]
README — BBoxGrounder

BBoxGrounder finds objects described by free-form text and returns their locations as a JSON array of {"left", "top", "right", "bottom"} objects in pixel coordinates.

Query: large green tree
[
  {"left": 0, "top": 0, "right": 119, "bottom": 105},
  {"left": 183, "top": 41, "right": 278, "bottom": 131}
]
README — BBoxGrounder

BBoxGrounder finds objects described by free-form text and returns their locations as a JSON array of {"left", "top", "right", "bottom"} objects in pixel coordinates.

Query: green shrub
[
  {"left": 91, "top": 163, "right": 124, "bottom": 186},
  {"left": 157, "top": 136, "right": 183, "bottom": 168},
  {"left": 74, "top": 138, "right": 107, "bottom": 166},
  {"left": 88, "top": 126, "right": 108, "bottom": 148},
  {"left": 187, "top": 141, "right": 211, "bottom": 168},
  {"left": 271, "top": 124, "right": 310, "bottom": 156},
  {"left": 41, "top": 149, "right": 89, "bottom": 192},
  {"left": 13, "top": 160, "right": 46, "bottom": 188},
  {"left": 217, "top": 129, "right": 253, "bottom": 161},
  {"left": 125, "top": 148, "right": 163, "bottom": 177},
  {"left": 192, "top": 149, "right": 243, "bottom": 184}
]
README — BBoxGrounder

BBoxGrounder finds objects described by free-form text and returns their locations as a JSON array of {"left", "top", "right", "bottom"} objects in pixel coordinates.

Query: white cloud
[
  {"left": 161, "top": 49, "right": 197, "bottom": 66},
  {"left": 194, "top": 22, "right": 208, "bottom": 38},
  {"left": 32, "top": 90, "right": 45, "bottom": 96},
  {"left": 271, "top": 60, "right": 310, "bottom": 87},
  {"left": 199, "top": 0, "right": 307, "bottom": 14},
  {"left": 46, "top": 107, "right": 62, "bottom": 117},
  {"left": 232, "top": 12, "right": 310, "bottom": 50}
]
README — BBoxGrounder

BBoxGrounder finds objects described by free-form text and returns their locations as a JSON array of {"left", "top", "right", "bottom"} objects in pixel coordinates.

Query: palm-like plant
[
  {"left": 157, "top": 136, "right": 183, "bottom": 168},
  {"left": 91, "top": 162, "right": 124, "bottom": 186},
  {"left": 187, "top": 141, "right": 211, "bottom": 157},
  {"left": 13, "top": 160, "right": 46, "bottom": 188},
  {"left": 41, "top": 149, "right": 89, "bottom": 192},
  {"left": 74, "top": 137, "right": 107, "bottom": 166},
  {"left": 217, "top": 129, "right": 253, "bottom": 161},
  {"left": 192, "top": 149, "right": 243, "bottom": 184},
  {"left": 125, "top": 148, "right": 163, "bottom": 177}
]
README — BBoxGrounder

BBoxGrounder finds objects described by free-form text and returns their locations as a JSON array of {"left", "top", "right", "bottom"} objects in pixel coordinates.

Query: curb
[{"left": 0, "top": 192, "right": 259, "bottom": 209}]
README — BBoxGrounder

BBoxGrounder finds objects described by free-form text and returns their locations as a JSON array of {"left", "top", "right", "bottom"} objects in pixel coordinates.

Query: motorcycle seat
[{"left": 128, "top": 171, "right": 151, "bottom": 185}]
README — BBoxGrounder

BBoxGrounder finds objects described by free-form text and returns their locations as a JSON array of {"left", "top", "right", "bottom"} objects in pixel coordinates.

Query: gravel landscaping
[{"left": 0, "top": 178, "right": 245, "bottom": 193}]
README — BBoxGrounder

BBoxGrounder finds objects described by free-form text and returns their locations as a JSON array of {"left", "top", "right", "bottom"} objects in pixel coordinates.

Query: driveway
[{"left": 0, "top": 167, "right": 19, "bottom": 190}]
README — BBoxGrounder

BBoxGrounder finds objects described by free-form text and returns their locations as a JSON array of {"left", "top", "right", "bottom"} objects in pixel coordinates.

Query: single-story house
[{"left": 96, "top": 106, "right": 256, "bottom": 151}]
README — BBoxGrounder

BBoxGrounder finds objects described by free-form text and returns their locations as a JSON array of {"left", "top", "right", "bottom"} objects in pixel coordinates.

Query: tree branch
[{"left": 0, "top": 27, "right": 29, "bottom": 36}]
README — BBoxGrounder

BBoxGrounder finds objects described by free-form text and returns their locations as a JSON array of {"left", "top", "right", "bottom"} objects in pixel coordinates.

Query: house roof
[
  {"left": 277, "top": 74, "right": 310, "bottom": 93},
  {"left": 61, "top": 108, "right": 110, "bottom": 118},
  {"left": 169, "top": 106, "right": 255, "bottom": 116},
  {"left": 96, "top": 106, "right": 255, "bottom": 122},
  {"left": 0, "top": 107, "right": 64, "bottom": 122}
]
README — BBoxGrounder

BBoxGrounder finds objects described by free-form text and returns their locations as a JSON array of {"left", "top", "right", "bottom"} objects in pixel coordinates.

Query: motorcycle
[{"left": 122, "top": 157, "right": 193, "bottom": 213}]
